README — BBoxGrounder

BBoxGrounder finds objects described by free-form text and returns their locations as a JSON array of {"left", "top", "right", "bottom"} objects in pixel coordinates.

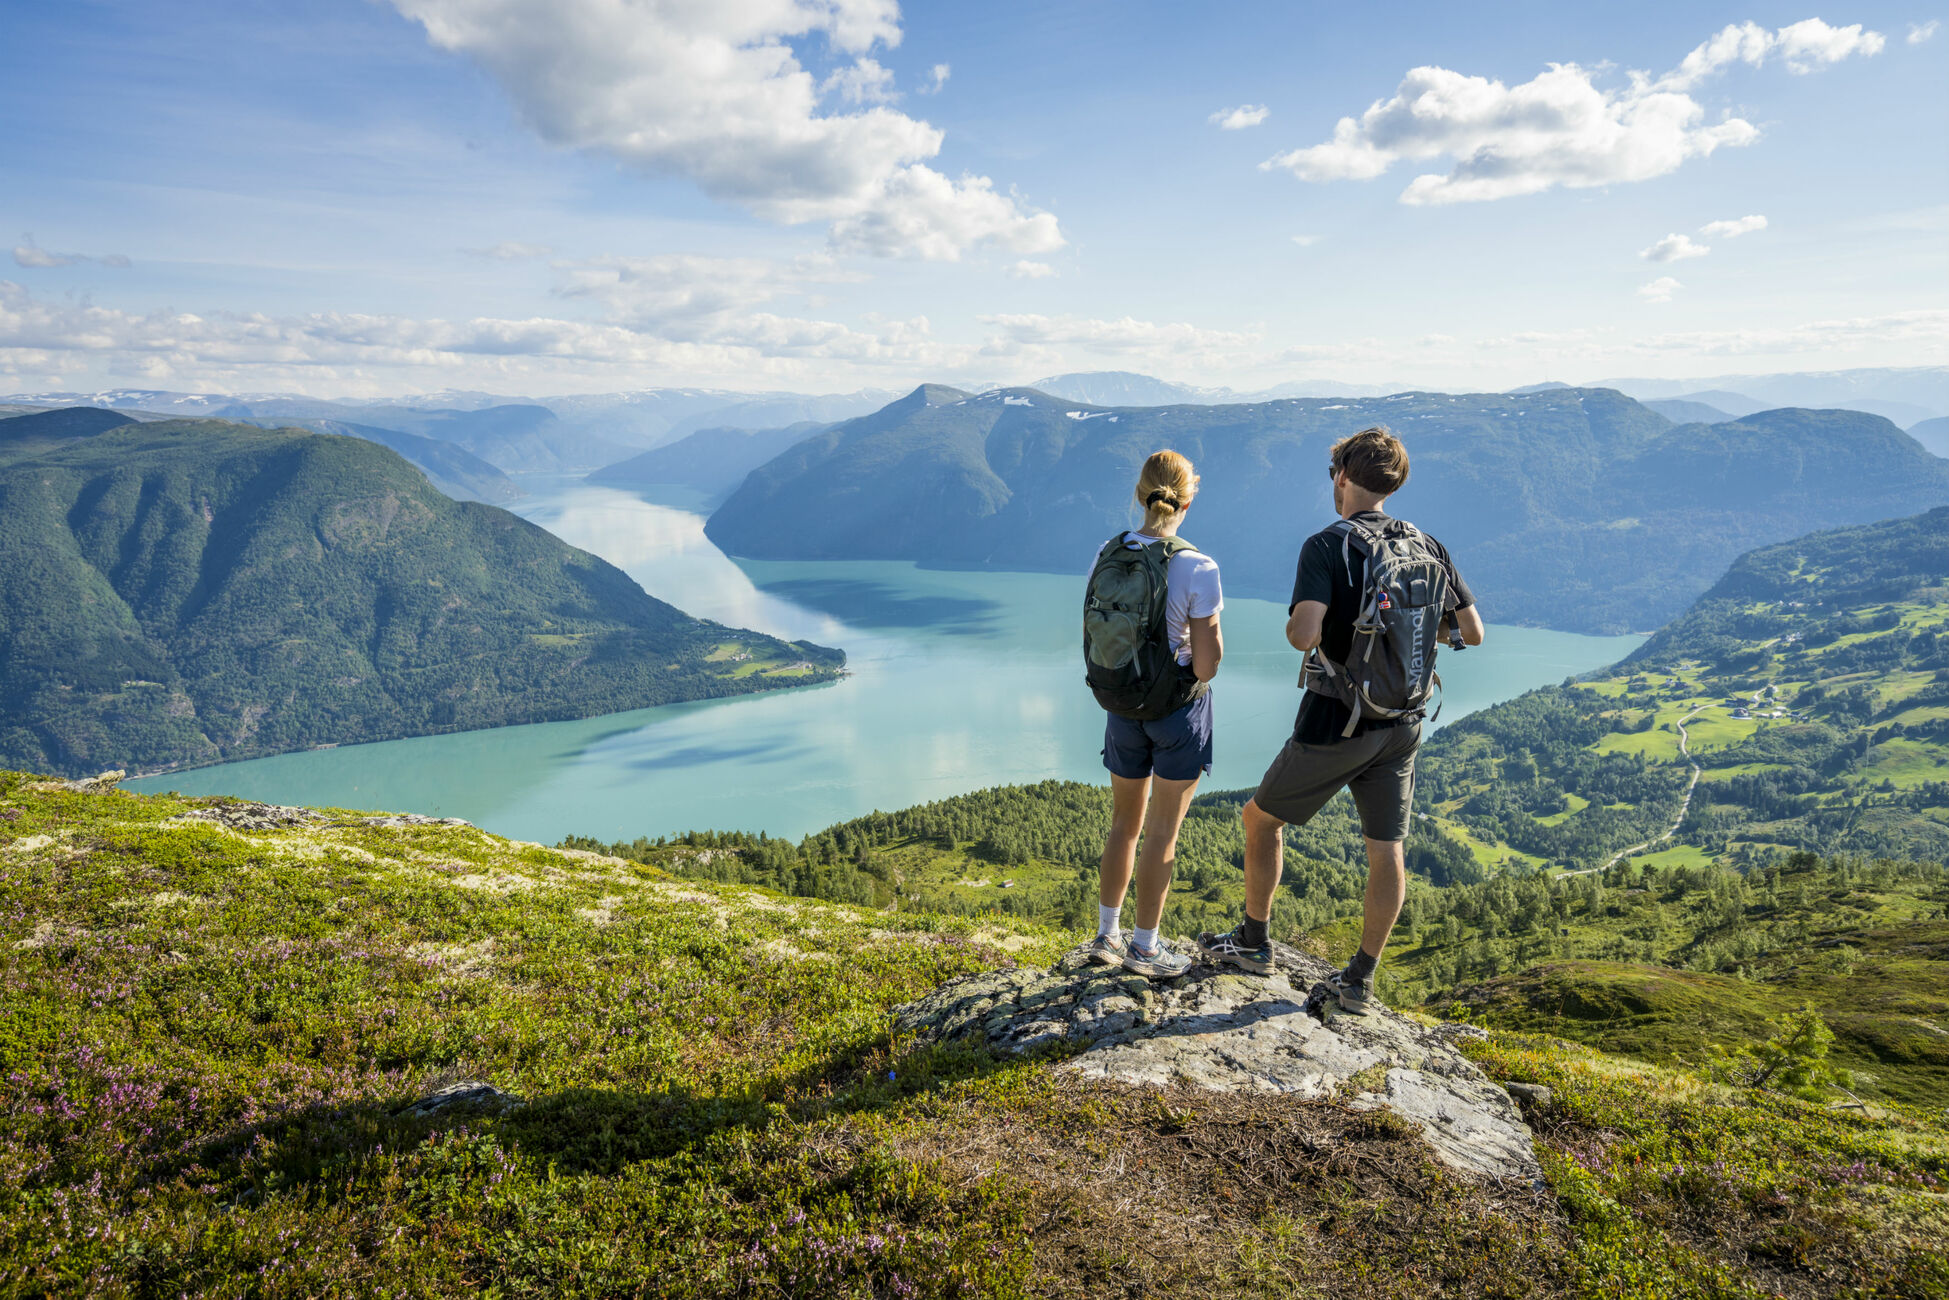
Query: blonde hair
[{"left": 1134, "top": 449, "right": 1199, "bottom": 530}]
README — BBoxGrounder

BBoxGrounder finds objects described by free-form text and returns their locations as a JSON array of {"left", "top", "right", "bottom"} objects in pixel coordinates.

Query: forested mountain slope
[
  {"left": 705, "top": 385, "right": 1949, "bottom": 633},
  {"left": 1416, "top": 507, "right": 1949, "bottom": 875},
  {"left": 0, "top": 418, "right": 842, "bottom": 776},
  {"left": 237, "top": 417, "right": 523, "bottom": 504}
]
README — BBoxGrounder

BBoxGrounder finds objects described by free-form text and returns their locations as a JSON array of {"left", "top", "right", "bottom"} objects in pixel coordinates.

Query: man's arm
[
  {"left": 1286, "top": 600, "right": 1325, "bottom": 652},
  {"left": 1189, "top": 613, "right": 1223, "bottom": 681},
  {"left": 1453, "top": 604, "right": 1485, "bottom": 646}
]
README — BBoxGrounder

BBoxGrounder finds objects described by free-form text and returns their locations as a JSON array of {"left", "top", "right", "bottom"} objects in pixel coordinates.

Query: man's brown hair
[{"left": 1330, "top": 425, "right": 1410, "bottom": 495}]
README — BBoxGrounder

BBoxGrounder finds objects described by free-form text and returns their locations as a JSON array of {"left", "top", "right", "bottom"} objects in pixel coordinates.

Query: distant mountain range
[
  {"left": 1909, "top": 417, "right": 1949, "bottom": 459},
  {"left": 1593, "top": 366, "right": 1949, "bottom": 427},
  {"left": 586, "top": 421, "right": 827, "bottom": 503},
  {"left": 705, "top": 384, "right": 1949, "bottom": 636},
  {"left": 1639, "top": 398, "right": 1735, "bottom": 424},
  {"left": 0, "top": 410, "right": 842, "bottom": 777},
  {"left": 2, "top": 387, "right": 898, "bottom": 475}
]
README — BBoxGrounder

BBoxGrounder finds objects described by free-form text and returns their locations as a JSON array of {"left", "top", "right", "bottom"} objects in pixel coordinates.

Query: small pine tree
[{"left": 1709, "top": 1006, "right": 1850, "bottom": 1102}]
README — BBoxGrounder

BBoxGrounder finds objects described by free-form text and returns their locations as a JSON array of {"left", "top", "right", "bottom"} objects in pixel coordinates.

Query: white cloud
[
  {"left": 473, "top": 241, "right": 553, "bottom": 260},
  {"left": 918, "top": 62, "right": 950, "bottom": 93},
  {"left": 1656, "top": 18, "right": 1884, "bottom": 87},
  {"left": 1290, "top": 233, "right": 1322, "bottom": 247},
  {"left": 0, "top": 277, "right": 970, "bottom": 394},
  {"left": 1210, "top": 104, "right": 1270, "bottom": 130},
  {"left": 1698, "top": 215, "right": 1767, "bottom": 239},
  {"left": 1908, "top": 19, "right": 1939, "bottom": 43},
  {"left": 826, "top": 168, "right": 1060, "bottom": 260},
  {"left": 13, "top": 235, "right": 131, "bottom": 269},
  {"left": 978, "top": 314, "right": 1257, "bottom": 373},
  {"left": 1009, "top": 260, "right": 1057, "bottom": 279},
  {"left": 551, "top": 252, "right": 858, "bottom": 337},
  {"left": 1263, "top": 18, "right": 1882, "bottom": 204},
  {"left": 1640, "top": 233, "right": 1710, "bottom": 262},
  {"left": 1637, "top": 276, "right": 1684, "bottom": 302},
  {"left": 389, "top": 0, "right": 1058, "bottom": 261},
  {"left": 822, "top": 57, "right": 897, "bottom": 104}
]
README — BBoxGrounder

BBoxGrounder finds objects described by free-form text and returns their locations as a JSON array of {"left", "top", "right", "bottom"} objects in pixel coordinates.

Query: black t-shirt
[{"left": 1289, "top": 511, "right": 1475, "bottom": 743}]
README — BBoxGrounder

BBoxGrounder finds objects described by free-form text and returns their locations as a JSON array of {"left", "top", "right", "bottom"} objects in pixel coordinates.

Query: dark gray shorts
[{"left": 1252, "top": 722, "right": 1421, "bottom": 842}]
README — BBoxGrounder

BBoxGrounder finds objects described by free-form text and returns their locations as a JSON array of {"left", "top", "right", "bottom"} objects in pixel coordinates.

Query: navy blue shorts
[{"left": 1102, "top": 690, "right": 1213, "bottom": 782}]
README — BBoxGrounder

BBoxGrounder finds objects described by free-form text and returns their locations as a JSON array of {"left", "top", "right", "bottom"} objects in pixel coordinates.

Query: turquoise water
[{"left": 127, "top": 480, "right": 1643, "bottom": 842}]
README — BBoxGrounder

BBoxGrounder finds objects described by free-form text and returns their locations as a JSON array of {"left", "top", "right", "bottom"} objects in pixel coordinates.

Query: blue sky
[{"left": 2, "top": 0, "right": 1942, "bottom": 396}]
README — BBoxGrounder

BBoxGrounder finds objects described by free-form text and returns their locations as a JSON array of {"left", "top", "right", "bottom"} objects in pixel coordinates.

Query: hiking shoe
[
  {"left": 1317, "top": 971, "right": 1377, "bottom": 1016},
  {"left": 1122, "top": 938, "right": 1193, "bottom": 980},
  {"left": 1086, "top": 933, "right": 1126, "bottom": 966},
  {"left": 1197, "top": 927, "right": 1273, "bottom": 975}
]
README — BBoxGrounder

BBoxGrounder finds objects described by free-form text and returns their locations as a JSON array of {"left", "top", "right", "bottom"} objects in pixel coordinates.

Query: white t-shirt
[{"left": 1090, "top": 531, "right": 1224, "bottom": 666}]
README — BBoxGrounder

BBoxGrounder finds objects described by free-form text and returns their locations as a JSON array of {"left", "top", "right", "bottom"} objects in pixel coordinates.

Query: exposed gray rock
[
  {"left": 1503, "top": 1082, "right": 1555, "bottom": 1112},
  {"left": 357, "top": 813, "right": 473, "bottom": 828},
  {"left": 395, "top": 1081, "right": 523, "bottom": 1118},
  {"left": 178, "top": 801, "right": 324, "bottom": 830},
  {"left": 28, "top": 771, "right": 126, "bottom": 794},
  {"left": 893, "top": 941, "right": 1541, "bottom": 1186}
]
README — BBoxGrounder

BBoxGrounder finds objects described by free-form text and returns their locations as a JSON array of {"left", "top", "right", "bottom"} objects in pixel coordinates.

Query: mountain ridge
[
  {"left": 705, "top": 384, "right": 1949, "bottom": 635},
  {"left": 0, "top": 417, "right": 842, "bottom": 777}
]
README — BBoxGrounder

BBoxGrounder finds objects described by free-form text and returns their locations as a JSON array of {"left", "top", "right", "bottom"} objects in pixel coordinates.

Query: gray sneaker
[
  {"left": 1317, "top": 971, "right": 1376, "bottom": 1016},
  {"left": 1122, "top": 937, "right": 1193, "bottom": 980},
  {"left": 1086, "top": 933, "right": 1126, "bottom": 966}
]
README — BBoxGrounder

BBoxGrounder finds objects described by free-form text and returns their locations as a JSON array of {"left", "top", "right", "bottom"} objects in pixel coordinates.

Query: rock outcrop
[{"left": 893, "top": 941, "right": 1541, "bottom": 1186}]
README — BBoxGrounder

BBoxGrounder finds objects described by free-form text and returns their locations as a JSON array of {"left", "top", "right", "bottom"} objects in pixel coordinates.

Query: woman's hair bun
[{"left": 1134, "top": 450, "right": 1198, "bottom": 519}]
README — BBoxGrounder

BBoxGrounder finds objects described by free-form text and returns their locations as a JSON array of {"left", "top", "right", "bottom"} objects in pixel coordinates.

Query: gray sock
[
  {"left": 1342, "top": 947, "right": 1378, "bottom": 985},
  {"left": 1237, "top": 914, "right": 1268, "bottom": 948}
]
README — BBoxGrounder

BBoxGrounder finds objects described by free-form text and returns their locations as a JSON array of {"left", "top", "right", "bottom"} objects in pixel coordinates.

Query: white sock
[
  {"left": 1132, "top": 925, "right": 1159, "bottom": 952},
  {"left": 1097, "top": 903, "right": 1122, "bottom": 939}
]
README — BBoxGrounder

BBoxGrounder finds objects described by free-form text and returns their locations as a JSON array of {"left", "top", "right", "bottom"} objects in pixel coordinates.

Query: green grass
[{"left": 6, "top": 773, "right": 1948, "bottom": 1297}]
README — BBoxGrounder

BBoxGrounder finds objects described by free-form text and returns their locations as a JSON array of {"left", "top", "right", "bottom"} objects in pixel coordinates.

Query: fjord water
[{"left": 127, "top": 479, "right": 1643, "bottom": 842}]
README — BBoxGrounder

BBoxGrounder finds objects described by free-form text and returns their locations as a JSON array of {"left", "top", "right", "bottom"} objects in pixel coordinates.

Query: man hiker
[{"left": 1198, "top": 426, "right": 1483, "bottom": 1013}]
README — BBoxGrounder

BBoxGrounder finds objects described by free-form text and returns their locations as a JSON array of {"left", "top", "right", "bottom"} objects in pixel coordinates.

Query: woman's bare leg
[
  {"left": 1132, "top": 775, "right": 1200, "bottom": 930},
  {"left": 1099, "top": 773, "right": 1151, "bottom": 913}
]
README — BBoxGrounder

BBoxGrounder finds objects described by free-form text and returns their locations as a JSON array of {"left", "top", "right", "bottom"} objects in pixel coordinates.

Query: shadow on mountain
[{"left": 753, "top": 578, "right": 1002, "bottom": 636}]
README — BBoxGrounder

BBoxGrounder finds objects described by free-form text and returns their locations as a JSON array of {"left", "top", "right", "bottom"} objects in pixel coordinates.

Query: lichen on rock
[{"left": 893, "top": 940, "right": 1542, "bottom": 1186}]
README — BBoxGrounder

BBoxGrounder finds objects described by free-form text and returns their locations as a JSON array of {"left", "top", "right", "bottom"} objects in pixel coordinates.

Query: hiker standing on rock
[
  {"left": 1200, "top": 426, "right": 1483, "bottom": 1013},
  {"left": 1082, "top": 450, "right": 1224, "bottom": 980}
]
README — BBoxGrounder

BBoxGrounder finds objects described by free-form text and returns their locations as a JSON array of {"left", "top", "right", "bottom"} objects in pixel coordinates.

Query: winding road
[{"left": 1578, "top": 704, "right": 1709, "bottom": 875}]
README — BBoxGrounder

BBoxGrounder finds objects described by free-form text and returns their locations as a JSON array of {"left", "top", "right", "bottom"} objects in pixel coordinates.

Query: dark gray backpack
[
  {"left": 1302, "top": 517, "right": 1457, "bottom": 736},
  {"left": 1084, "top": 532, "right": 1202, "bottom": 720}
]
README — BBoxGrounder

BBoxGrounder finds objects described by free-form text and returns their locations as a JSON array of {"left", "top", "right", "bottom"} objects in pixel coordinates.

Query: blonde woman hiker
[{"left": 1081, "top": 450, "right": 1224, "bottom": 979}]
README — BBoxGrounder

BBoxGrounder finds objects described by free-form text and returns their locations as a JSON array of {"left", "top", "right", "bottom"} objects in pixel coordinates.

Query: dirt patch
[{"left": 894, "top": 1079, "right": 1567, "bottom": 1299}]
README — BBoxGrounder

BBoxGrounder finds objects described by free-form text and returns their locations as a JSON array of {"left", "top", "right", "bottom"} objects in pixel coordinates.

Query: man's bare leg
[
  {"left": 1358, "top": 836, "right": 1407, "bottom": 963},
  {"left": 1240, "top": 797, "right": 1286, "bottom": 924},
  {"left": 1131, "top": 775, "right": 1200, "bottom": 931},
  {"left": 1098, "top": 773, "right": 1151, "bottom": 917}
]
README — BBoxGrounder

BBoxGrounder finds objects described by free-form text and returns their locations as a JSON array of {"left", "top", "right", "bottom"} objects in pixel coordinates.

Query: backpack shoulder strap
[
  {"left": 1327, "top": 517, "right": 1380, "bottom": 586},
  {"left": 1158, "top": 535, "right": 1198, "bottom": 559}
]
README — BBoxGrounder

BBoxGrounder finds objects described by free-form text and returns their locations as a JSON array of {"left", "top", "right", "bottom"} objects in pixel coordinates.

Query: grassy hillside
[
  {"left": 575, "top": 781, "right": 1947, "bottom": 1105},
  {"left": 1417, "top": 508, "right": 1949, "bottom": 874},
  {"left": 5, "top": 773, "right": 1945, "bottom": 1297},
  {"left": 0, "top": 418, "right": 842, "bottom": 777},
  {"left": 704, "top": 384, "right": 1949, "bottom": 634}
]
